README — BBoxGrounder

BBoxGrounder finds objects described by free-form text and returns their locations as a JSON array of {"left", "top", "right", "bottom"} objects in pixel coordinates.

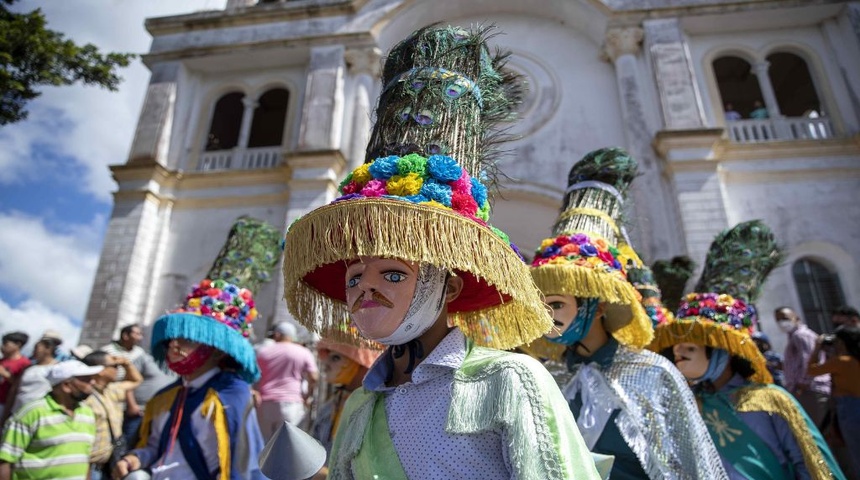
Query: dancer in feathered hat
[
  {"left": 527, "top": 148, "right": 728, "bottom": 479},
  {"left": 115, "top": 216, "right": 281, "bottom": 480},
  {"left": 281, "top": 25, "right": 601, "bottom": 479},
  {"left": 650, "top": 220, "right": 845, "bottom": 480}
]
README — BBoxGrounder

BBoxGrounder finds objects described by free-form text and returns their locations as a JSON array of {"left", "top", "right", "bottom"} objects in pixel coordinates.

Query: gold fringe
[
  {"left": 610, "top": 301, "right": 654, "bottom": 349},
  {"left": 735, "top": 386, "right": 835, "bottom": 480},
  {"left": 531, "top": 264, "right": 653, "bottom": 349},
  {"left": 283, "top": 199, "right": 553, "bottom": 350},
  {"left": 648, "top": 319, "right": 773, "bottom": 384}
]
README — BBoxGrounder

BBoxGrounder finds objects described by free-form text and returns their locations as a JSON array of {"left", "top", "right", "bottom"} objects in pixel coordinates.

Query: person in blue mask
[{"left": 526, "top": 148, "right": 728, "bottom": 480}]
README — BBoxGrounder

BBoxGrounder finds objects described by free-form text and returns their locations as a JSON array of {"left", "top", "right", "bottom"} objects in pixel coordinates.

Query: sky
[{"left": 0, "top": 0, "right": 227, "bottom": 353}]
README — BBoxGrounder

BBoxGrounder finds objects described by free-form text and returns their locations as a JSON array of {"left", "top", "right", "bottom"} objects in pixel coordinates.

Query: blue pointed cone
[{"left": 259, "top": 421, "right": 327, "bottom": 480}]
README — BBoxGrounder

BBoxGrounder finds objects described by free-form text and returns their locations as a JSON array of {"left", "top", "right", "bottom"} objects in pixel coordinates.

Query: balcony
[
  {"left": 197, "top": 147, "right": 283, "bottom": 172},
  {"left": 727, "top": 117, "right": 835, "bottom": 144}
]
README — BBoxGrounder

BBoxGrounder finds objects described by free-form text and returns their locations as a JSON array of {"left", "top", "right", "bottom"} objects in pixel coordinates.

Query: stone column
[
  {"left": 752, "top": 61, "right": 782, "bottom": 119},
  {"left": 344, "top": 47, "right": 381, "bottom": 168},
  {"left": 601, "top": 26, "right": 684, "bottom": 261},
  {"left": 297, "top": 45, "right": 346, "bottom": 152},
  {"left": 822, "top": 9, "right": 860, "bottom": 130},
  {"left": 643, "top": 19, "right": 706, "bottom": 129},
  {"left": 81, "top": 64, "right": 182, "bottom": 345},
  {"left": 127, "top": 62, "right": 179, "bottom": 167},
  {"left": 234, "top": 97, "right": 259, "bottom": 168}
]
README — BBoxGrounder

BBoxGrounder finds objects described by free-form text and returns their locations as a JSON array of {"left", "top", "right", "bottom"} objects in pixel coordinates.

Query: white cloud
[
  {"left": 0, "top": 212, "right": 104, "bottom": 319},
  {"left": 0, "top": 298, "right": 81, "bottom": 356},
  {"left": 0, "top": 0, "right": 227, "bottom": 201}
]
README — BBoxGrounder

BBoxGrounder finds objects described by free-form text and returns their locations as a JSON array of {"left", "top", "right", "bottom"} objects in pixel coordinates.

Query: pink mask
[{"left": 167, "top": 344, "right": 215, "bottom": 375}]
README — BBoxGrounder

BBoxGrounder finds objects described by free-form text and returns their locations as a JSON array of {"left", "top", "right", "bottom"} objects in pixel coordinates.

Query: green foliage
[{"left": 0, "top": 0, "right": 135, "bottom": 125}]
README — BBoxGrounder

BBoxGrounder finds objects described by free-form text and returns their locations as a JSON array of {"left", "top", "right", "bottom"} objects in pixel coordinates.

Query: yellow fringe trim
[
  {"left": 649, "top": 319, "right": 773, "bottom": 384},
  {"left": 519, "top": 337, "right": 567, "bottom": 361},
  {"left": 283, "top": 199, "right": 553, "bottom": 350},
  {"left": 735, "top": 386, "right": 835, "bottom": 480},
  {"left": 531, "top": 264, "right": 653, "bottom": 349}
]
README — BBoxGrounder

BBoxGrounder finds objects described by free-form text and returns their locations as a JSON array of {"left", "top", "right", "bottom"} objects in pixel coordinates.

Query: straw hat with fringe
[
  {"left": 282, "top": 25, "right": 551, "bottom": 350},
  {"left": 524, "top": 148, "right": 653, "bottom": 361},
  {"left": 649, "top": 220, "right": 783, "bottom": 384},
  {"left": 151, "top": 216, "right": 283, "bottom": 383}
]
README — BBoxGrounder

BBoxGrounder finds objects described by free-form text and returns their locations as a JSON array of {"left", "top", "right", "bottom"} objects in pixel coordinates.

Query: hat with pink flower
[
  {"left": 282, "top": 25, "right": 551, "bottom": 350},
  {"left": 528, "top": 147, "right": 653, "bottom": 350},
  {"left": 151, "top": 217, "right": 282, "bottom": 383},
  {"left": 649, "top": 220, "right": 783, "bottom": 384}
]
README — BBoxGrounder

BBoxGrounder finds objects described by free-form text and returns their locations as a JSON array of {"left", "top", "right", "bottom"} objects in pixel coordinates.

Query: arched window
[
  {"left": 247, "top": 88, "right": 289, "bottom": 148},
  {"left": 713, "top": 56, "right": 764, "bottom": 119},
  {"left": 792, "top": 258, "right": 846, "bottom": 333},
  {"left": 766, "top": 52, "right": 821, "bottom": 118},
  {"left": 205, "top": 92, "right": 245, "bottom": 151}
]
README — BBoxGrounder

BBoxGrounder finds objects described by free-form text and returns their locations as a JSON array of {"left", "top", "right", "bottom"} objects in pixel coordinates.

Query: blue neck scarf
[
  {"left": 695, "top": 348, "right": 730, "bottom": 384},
  {"left": 548, "top": 298, "right": 600, "bottom": 345}
]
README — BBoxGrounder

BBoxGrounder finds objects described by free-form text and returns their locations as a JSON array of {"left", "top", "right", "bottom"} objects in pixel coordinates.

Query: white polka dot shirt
[{"left": 364, "top": 328, "right": 512, "bottom": 479}]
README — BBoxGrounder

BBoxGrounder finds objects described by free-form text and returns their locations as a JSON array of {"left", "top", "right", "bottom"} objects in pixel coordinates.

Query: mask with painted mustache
[{"left": 351, "top": 291, "right": 394, "bottom": 313}]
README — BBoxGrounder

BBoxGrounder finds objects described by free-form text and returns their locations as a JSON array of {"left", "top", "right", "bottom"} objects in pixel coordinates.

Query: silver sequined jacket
[{"left": 565, "top": 345, "right": 729, "bottom": 480}]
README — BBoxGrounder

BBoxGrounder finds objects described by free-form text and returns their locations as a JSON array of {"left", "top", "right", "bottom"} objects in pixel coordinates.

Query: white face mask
[
  {"left": 777, "top": 319, "right": 795, "bottom": 333},
  {"left": 373, "top": 264, "right": 448, "bottom": 346}
]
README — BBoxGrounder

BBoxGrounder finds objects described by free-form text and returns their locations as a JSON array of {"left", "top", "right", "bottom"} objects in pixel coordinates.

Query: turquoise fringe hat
[
  {"left": 152, "top": 312, "right": 260, "bottom": 384},
  {"left": 151, "top": 278, "right": 262, "bottom": 383}
]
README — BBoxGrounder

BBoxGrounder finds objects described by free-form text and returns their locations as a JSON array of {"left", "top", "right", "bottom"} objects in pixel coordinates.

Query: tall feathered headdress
[{"left": 650, "top": 220, "right": 784, "bottom": 383}]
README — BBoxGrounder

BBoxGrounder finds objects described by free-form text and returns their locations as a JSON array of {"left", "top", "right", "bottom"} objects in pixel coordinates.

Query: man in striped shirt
[{"left": 0, "top": 360, "right": 104, "bottom": 480}]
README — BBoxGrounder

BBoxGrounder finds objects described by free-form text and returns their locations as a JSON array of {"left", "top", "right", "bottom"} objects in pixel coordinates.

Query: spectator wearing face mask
[
  {"left": 0, "top": 360, "right": 104, "bottom": 480},
  {"left": 774, "top": 307, "right": 831, "bottom": 427}
]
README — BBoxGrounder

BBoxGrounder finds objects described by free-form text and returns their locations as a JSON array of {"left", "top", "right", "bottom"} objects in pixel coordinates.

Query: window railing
[
  {"left": 727, "top": 117, "right": 836, "bottom": 143},
  {"left": 197, "top": 147, "right": 283, "bottom": 171}
]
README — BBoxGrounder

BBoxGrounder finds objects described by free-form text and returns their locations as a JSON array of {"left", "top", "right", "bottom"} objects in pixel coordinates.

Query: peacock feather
[
  {"left": 207, "top": 216, "right": 283, "bottom": 293},
  {"left": 365, "top": 24, "right": 524, "bottom": 191},
  {"left": 694, "top": 220, "right": 784, "bottom": 304},
  {"left": 652, "top": 256, "right": 696, "bottom": 313}
]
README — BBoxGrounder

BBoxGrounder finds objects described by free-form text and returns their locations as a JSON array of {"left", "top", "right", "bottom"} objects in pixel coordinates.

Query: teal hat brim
[{"left": 151, "top": 312, "right": 260, "bottom": 383}]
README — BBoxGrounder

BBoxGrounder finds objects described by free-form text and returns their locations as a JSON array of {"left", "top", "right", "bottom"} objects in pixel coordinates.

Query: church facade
[{"left": 80, "top": 0, "right": 860, "bottom": 351}]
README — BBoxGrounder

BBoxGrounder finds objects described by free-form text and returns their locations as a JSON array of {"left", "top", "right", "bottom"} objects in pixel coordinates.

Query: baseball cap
[
  {"left": 273, "top": 322, "right": 297, "bottom": 338},
  {"left": 40, "top": 329, "right": 63, "bottom": 343},
  {"left": 46, "top": 360, "right": 104, "bottom": 386}
]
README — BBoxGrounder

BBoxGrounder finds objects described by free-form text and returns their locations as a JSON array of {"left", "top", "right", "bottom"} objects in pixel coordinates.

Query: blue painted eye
[
  {"left": 347, "top": 275, "right": 360, "bottom": 288},
  {"left": 445, "top": 78, "right": 469, "bottom": 98},
  {"left": 414, "top": 110, "right": 434, "bottom": 126},
  {"left": 397, "top": 107, "right": 411, "bottom": 123},
  {"left": 383, "top": 271, "right": 407, "bottom": 283}
]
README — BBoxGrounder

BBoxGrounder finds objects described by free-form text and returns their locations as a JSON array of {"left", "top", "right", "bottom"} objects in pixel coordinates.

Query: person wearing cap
[
  {"left": 37, "top": 330, "right": 71, "bottom": 362},
  {"left": 1, "top": 335, "right": 61, "bottom": 426},
  {"left": 114, "top": 216, "right": 281, "bottom": 480},
  {"left": 282, "top": 25, "right": 601, "bottom": 479},
  {"left": 651, "top": 221, "right": 845, "bottom": 480},
  {"left": 0, "top": 332, "right": 30, "bottom": 421},
  {"left": 253, "top": 321, "right": 318, "bottom": 440},
  {"left": 310, "top": 340, "right": 380, "bottom": 457},
  {"left": 0, "top": 360, "right": 104, "bottom": 480},
  {"left": 526, "top": 148, "right": 728, "bottom": 479},
  {"left": 80, "top": 351, "right": 142, "bottom": 479}
]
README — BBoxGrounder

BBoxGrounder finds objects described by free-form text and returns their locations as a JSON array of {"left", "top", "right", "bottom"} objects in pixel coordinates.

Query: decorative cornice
[
  {"left": 145, "top": 0, "right": 370, "bottom": 36},
  {"left": 142, "top": 31, "right": 375, "bottom": 66}
]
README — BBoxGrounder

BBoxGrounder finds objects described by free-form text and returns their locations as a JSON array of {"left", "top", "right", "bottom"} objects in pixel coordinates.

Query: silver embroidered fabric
[{"left": 565, "top": 346, "right": 729, "bottom": 480}]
